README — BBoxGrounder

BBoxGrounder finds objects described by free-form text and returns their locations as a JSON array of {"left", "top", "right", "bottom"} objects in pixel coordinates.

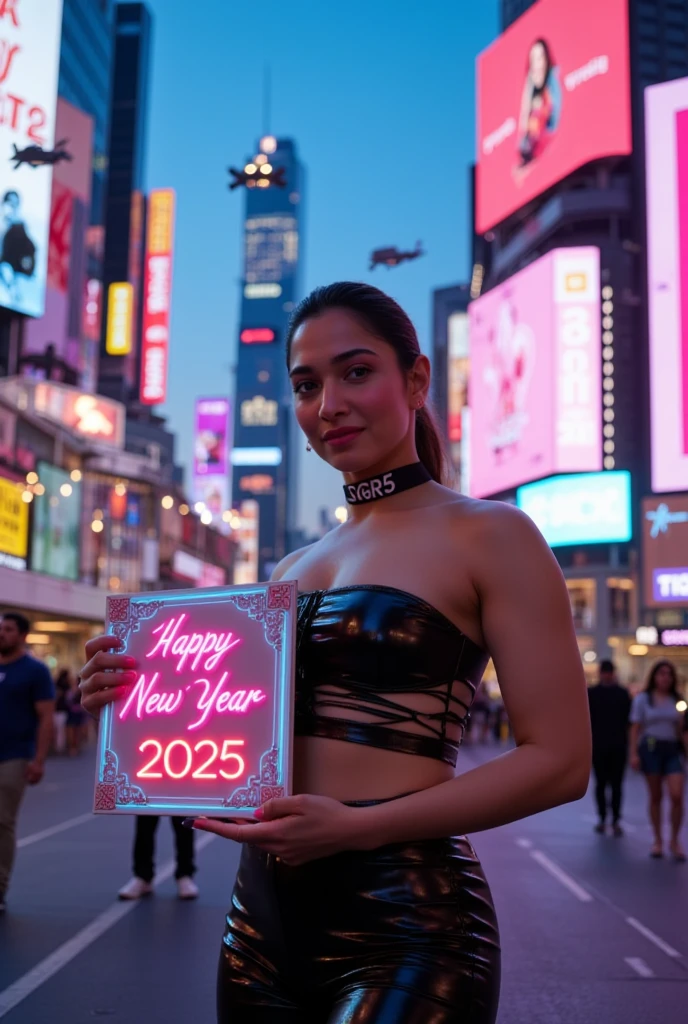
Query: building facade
[
  {"left": 471, "top": 0, "right": 688, "bottom": 681},
  {"left": 98, "top": 1, "right": 153, "bottom": 406},
  {"left": 231, "top": 136, "right": 305, "bottom": 582}
]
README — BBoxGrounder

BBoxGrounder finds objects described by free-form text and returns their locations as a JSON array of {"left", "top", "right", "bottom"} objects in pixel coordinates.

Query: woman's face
[
  {"left": 653, "top": 664, "right": 675, "bottom": 694},
  {"left": 288, "top": 308, "right": 423, "bottom": 475},
  {"left": 529, "top": 43, "right": 548, "bottom": 90}
]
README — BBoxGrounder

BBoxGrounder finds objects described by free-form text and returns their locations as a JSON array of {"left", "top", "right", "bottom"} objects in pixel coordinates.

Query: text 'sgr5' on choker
[{"left": 343, "top": 462, "right": 432, "bottom": 505}]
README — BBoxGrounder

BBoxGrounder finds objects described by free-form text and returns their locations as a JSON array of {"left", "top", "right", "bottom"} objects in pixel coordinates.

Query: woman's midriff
[{"left": 293, "top": 735, "right": 455, "bottom": 801}]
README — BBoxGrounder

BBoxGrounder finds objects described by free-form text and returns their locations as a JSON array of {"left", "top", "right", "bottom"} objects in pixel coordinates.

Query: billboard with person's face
[
  {"left": 0, "top": 1, "right": 64, "bottom": 317},
  {"left": 469, "top": 247, "right": 601, "bottom": 498},
  {"left": 476, "top": 0, "right": 631, "bottom": 234}
]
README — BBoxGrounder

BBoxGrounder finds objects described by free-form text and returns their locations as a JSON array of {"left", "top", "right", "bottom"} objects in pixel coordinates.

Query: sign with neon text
[
  {"left": 94, "top": 582, "right": 296, "bottom": 816},
  {"left": 140, "top": 188, "right": 176, "bottom": 405}
]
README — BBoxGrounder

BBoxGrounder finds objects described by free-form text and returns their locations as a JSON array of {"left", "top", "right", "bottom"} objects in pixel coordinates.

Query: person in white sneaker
[{"left": 118, "top": 815, "right": 199, "bottom": 901}]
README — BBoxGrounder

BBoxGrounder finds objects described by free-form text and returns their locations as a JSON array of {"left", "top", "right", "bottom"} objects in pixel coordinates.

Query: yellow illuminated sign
[
  {"left": 106, "top": 283, "right": 134, "bottom": 355},
  {"left": 0, "top": 477, "right": 29, "bottom": 560},
  {"left": 147, "top": 189, "right": 175, "bottom": 255}
]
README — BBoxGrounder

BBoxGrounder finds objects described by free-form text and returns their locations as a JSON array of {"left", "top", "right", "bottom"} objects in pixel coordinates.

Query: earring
[
  {"left": 306, "top": 442, "right": 312, "bottom": 452},
  {"left": 416, "top": 400, "right": 423, "bottom": 409}
]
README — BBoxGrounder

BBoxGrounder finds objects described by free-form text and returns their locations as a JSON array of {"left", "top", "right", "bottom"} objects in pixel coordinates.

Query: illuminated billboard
[
  {"left": 469, "top": 246, "right": 601, "bottom": 498},
  {"left": 646, "top": 77, "right": 688, "bottom": 494},
  {"left": 244, "top": 215, "right": 298, "bottom": 287},
  {"left": 140, "top": 189, "right": 176, "bottom": 405},
  {"left": 31, "top": 462, "right": 81, "bottom": 581},
  {"left": 517, "top": 471, "right": 631, "bottom": 548},
  {"left": 106, "top": 283, "right": 133, "bottom": 355},
  {"left": 0, "top": 1, "right": 64, "bottom": 317},
  {"left": 234, "top": 500, "right": 259, "bottom": 585},
  {"left": 476, "top": 0, "right": 631, "bottom": 235},
  {"left": 240, "top": 328, "right": 276, "bottom": 344},
  {"left": 447, "top": 312, "right": 469, "bottom": 444},
  {"left": 0, "top": 475, "right": 29, "bottom": 572},
  {"left": 642, "top": 494, "right": 688, "bottom": 608},
  {"left": 193, "top": 398, "right": 231, "bottom": 521}
]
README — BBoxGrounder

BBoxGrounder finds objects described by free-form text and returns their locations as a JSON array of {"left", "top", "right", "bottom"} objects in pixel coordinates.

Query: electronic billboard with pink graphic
[
  {"left": 468, "top": 247, "right": 601, "bottom": 498},
  {"left": 646, "top": 77, "right": 688, "bottom": 494},
  {"left": 476, "top": 0, "right": 631, "bottom": 235}
]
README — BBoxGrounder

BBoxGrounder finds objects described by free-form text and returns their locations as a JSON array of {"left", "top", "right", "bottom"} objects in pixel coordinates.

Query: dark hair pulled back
[
  {"left": 286, "top": 282, "right": 449, "bottom": 485},
  {"left": 644, "top": 659, "right": 680, "bottom": 706}
]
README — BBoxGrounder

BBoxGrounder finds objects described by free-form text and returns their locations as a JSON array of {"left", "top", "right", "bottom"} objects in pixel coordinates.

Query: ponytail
[{"left": 415, "top": 404, "right": 451, "bottom": 486}]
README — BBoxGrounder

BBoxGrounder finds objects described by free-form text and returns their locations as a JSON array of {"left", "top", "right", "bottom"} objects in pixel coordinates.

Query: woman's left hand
[{"left": 188, "top": 794, "right": 369, "bottom": 866}]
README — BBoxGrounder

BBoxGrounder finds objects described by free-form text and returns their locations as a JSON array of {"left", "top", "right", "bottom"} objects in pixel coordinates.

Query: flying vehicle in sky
[
  {"left": 11, "top": 140, "right": 73, "bottom": 169},
  {"left": 369, "top": 241, "right": 425, "bottom": 270},
  {"left": 228, "top": 163, "right": 286, "bottom": 190}
]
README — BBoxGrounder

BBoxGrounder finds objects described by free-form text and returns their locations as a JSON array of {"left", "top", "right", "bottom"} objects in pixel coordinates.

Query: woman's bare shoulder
[{"left": 270, "top": 543, "right": 318, "bottom": 582}]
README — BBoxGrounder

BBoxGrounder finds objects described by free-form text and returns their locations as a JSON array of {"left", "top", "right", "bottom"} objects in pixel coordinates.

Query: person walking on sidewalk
[
  {"left": 588, "top": 659, "right": 631, "bottom": 836},
  {"left": 0, "top": 612, "right": 55, "bottom": 912},
  {"left": 118, "top": 816, "right": 199, "bottom": 901},
  {"left": 630, "top": 659, "right": 687, "bottom": 861}
]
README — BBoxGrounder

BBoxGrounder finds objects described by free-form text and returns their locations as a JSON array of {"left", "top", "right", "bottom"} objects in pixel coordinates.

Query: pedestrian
[
  {"left": 630, "top": 659, "right": 686, "bottom": 861},
  {"left": 64, "top": 670, "right": 87, "bottom": 756},
  {"left": 117, "top": 817, "right": 199, "bottom": 901},
  {"left": 53, "top": 668, "right": 71, "bottom": 755},
  {"left": 0, "top": 612, "right": 55, "bottom": 913},
  {"left": 79, "top": 282, "right": 591, "bottom": 1023},
  {"left": 588, "top": 659, "right": 631, "bottom": 836}
]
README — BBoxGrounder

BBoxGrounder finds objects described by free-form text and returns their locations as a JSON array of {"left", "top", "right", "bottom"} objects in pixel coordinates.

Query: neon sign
[{"left": 94, "top": 582, "right": 296, "bottom": 817}]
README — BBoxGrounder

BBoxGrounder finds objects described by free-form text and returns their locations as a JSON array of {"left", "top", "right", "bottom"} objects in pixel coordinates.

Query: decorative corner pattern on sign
[
  {"left": 224, "top": 746, "right": 283, "bottom": 808},
  {"left": 229, "top": 591, "right": 284, "bottom": 651},
  {"left": 94, "top": 783, "right": 117, "bottom": 810},
  {"left": 109, "top": 598, "right": 165, "bottom": 644},
  {"left": 268, "top": 583, "right": 293, "bottom": 610},
  {"left": 101, "top": 748, "right": 148, "bottom": 806}
]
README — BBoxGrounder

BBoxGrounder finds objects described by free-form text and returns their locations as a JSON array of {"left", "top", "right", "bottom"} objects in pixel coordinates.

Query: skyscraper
[
  {"left": 98, "top": 1, "right": 153, "bottom": 406},
  {"left": 501, "top": 0, "right": 536, "bottom": 30},
  {"left": 57, "top": 0, "right": 116, "bottom": 228},
  {"left": 231, "top": 136, "right": 305, "bottom": 582}
]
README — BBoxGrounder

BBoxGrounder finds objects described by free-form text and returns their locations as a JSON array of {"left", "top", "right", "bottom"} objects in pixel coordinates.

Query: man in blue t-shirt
[{"left": 0, "top": 612, "right": 55, "bottom": 911}]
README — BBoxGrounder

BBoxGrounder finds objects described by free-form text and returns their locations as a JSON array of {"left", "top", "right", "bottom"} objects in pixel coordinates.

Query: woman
[
  {"left": 516, "top": 38, "right": 561, "bottom": 169},
  {"left": 79, "top": 283, "right": 591, "bottom": 1023},
  {"left": 630, "top": 660, "right": 687, "bottom": 861}
]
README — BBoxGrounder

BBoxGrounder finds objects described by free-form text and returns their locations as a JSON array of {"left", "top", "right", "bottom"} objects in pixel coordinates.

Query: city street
[{"left": 0, "top": 741, "right": 685, "bottom": 1023}]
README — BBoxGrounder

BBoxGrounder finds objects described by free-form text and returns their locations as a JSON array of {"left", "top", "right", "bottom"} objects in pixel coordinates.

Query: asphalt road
[{"left": 1, "top": 740, "right": 686, "bottom": 1023}]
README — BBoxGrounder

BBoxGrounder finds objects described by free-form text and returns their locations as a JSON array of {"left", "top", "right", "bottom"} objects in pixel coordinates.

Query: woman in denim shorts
[{"left": 630, "top": 660, "right": 687, "bottom": 861}]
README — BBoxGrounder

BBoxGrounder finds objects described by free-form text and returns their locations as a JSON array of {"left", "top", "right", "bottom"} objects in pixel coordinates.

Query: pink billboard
[
  {"left": 468, "top": 247, "right": 601, "bottom": 497},
  {"left": 476, "top": 0, "right": 631, "bottom": 235},
  {"left": 193, "top": 398, "right": 231, "bottom": 522},
  {"left": 646, "top": 78, "right": 688, "bottom": 494}
]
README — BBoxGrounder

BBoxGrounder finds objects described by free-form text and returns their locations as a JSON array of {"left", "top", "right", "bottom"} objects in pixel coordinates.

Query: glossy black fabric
[
  {"left": 295, "top": 586, "right": 490, "bottom": 766},
  {"left": 217, "top": 829, "right": 501, "bottom": 1023}
]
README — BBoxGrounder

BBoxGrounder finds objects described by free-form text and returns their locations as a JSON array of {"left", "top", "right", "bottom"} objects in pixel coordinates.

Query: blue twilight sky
[{"left": 143, "top": 0, "right": 499, "bottom": 534}]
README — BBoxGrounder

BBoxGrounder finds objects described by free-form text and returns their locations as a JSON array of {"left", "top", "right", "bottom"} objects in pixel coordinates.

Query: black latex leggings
[{"left": 217, "top": 797, "right": 501, "bottom": 1023}]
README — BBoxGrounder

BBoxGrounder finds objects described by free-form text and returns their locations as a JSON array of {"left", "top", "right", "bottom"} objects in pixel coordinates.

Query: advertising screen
[
  {"left": 0, "top": 0, "right": 64, "bottom": 318},
  {"left": 517, "top": 471, "right": 631, "bottom": 548},
  {"left": 476, "top": 0, "right": 631, "bottom": 235},
  {"left": 646, "top": 78, "right": 688, "bottom": 494},
  {"left": 140, "top": 189, "right": 176, "bottom": 405},
  {"left": 244, "top": 215, "right": 298, "bottom": 287},
  {"left": 642, "top": 494, "right": 688, "bottom": 608},
  {"left": 193, "top": 398, "right": 231, "bottom": 521},
  {"left": 469, "top": 247, "right": 601, "bottom": 497},
  {"left": 447, "top": 312, "right": 469, "bottom": 444},
  {"left": 0, "top": 474, "right": 28, "bottom": 571},
  {"left": 30, "top": 462, "right": 81, "bottom": 580},
  {"left": 106, "top": 282, "right": 133, "bottom": 355}
]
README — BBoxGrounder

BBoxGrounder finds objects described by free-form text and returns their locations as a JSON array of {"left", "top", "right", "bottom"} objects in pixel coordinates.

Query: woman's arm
[
  {"left": 629, "top": 723, "right": 642, "bottom": 769},
  {"left": 355, "top": 503, "right": 591, "bottom": 847}
]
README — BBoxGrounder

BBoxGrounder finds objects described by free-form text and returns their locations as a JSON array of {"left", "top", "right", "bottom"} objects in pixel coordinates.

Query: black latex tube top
[{"left": 295, "top": 585, "right": 490, "bottom": 766}]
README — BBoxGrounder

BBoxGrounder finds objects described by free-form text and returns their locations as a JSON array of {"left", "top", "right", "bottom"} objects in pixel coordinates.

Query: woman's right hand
[
  {"left": 79, "top": 635, "right": 138, "bottom": 721},
  {"left": 630, "top": 752, "right": 641, "bottom": 773}
]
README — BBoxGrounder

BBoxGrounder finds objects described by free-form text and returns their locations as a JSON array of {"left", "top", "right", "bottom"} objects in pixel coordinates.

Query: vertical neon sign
[{"left": 140, "top": 189, "right": 176, "bottom": 405}]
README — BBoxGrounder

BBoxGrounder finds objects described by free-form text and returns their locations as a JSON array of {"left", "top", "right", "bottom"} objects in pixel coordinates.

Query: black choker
[{"left": 343, "top": 462, "right": 432, "bottom": 505}]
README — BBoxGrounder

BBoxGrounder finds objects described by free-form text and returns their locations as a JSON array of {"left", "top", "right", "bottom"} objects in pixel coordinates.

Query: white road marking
[
  {"left": 515, "top": 838, "right": 533, "bottom": 849},
  {"left": 626, "top": 917, "right": 681, "bottom": 959},
  {"left": 17, "top": 813, "right": 94, "bottom": 849},
  {"left": 0, "top": 833, "right": 215, "bottom": 1017},
  {"left": 530, "top": 849, "right": 594, "bottom": 902},
  {"left": 624, "top": 957, "right": 655, "bottom": 978}
]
